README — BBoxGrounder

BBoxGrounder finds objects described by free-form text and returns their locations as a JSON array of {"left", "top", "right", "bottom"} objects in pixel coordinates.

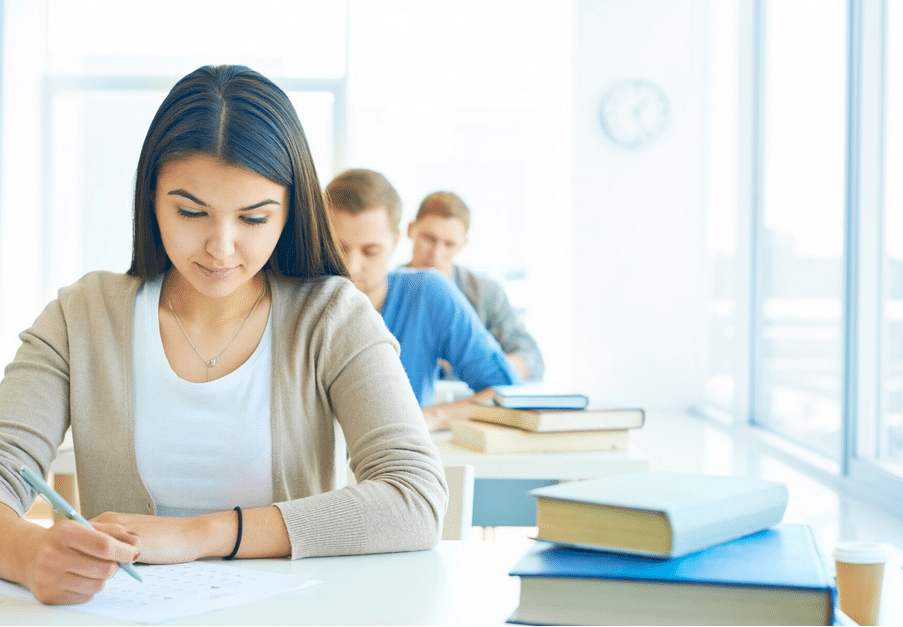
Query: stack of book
[
  {"left": 450, "top": 385, "right": 645, "bottom": 454},
  {"left": 507, "top": 471, "right": 836, "bottom": 625}
]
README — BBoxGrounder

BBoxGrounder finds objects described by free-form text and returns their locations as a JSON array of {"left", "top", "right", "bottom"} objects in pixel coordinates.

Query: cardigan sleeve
[
  {"left": 272, "top": 277, "right": 448, "bottom": 558},
  {"left": 0, "top": 298, "right": 71, "bottom": 516}
]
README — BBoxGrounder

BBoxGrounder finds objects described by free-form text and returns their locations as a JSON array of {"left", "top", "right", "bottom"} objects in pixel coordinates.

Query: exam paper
[{"left": 0, "top": 560, "right": 320, "bottom": 624}]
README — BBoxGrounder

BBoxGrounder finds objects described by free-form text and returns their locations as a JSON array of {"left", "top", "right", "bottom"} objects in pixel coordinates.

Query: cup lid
[{"left": 833, "top": 541, "right": 888, "bottom": 564}]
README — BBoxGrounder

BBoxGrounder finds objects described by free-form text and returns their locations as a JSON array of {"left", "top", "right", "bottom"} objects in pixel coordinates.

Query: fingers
[
  {"left": 29, "top": 564, "right": 109, "bottom": 605},
  {"left": 55, "top": 519, "right": 140, "bottom": 564},
  {"left": 91, "top": 521, "right": 141, "bottom": 557},
  {"left": 25, "top": 520, "right": 140, "bottom": 605}
]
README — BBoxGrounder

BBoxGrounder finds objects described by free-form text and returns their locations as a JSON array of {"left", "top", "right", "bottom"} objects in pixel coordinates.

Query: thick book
[
  {"left": 470, "top": 400, "right": 644, "bottom": 432},
  {"left": 530, "top": 470, "right": 788, "bottom": 557},
  {"left": 491, "top": 384, "right": 589, "bottom": 410},
  {"left": 450, "top": 420, "right": 629, "bottom": 454},
  {"left": 508, "top": 525, "right": 835, "bottom": 626}
]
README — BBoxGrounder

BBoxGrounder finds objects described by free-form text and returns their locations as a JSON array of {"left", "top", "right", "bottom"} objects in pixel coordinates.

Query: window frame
[
  {"left": 699, "top": 0, "right": 903, "bottom": 519},
  {"left": 846, "top": 0, "right": 903, "bottom": 512}
]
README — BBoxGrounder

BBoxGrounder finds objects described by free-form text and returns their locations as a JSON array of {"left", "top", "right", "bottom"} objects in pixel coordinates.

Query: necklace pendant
[{"left": 165, "top": 282, "right": 267, "bottom": 376}]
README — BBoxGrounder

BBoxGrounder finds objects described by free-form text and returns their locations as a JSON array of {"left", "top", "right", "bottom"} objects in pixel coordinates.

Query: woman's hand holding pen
[{"left": 3, "top": 510, "right": 139, "bottom": 605}]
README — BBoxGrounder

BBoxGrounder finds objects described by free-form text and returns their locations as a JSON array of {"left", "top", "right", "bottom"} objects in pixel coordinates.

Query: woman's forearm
[
  {"left": 191, "top": 505, "right": 291, "bottom": 560},
  {"left": 91, "top": 505, "right": 290, "bottom": 564},
  {"left": 0, "top": 503, "right": 38, "bottom": 586},
  {"left": 234, "top": 505, "right": 291, "bottom": 558}
]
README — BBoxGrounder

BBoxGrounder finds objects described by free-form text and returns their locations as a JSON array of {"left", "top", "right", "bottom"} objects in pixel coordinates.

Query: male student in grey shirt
[{"left": 406, "top": 191, "right": 545, "bottom": 381}]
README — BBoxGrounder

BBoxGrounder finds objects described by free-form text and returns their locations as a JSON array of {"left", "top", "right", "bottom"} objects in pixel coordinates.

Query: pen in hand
[{"left": 19, "top": 465, "right": 143, "bottom": 583}]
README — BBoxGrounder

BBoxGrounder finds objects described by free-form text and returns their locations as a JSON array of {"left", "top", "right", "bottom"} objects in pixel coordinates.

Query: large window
[
  {"left": 754, "top": 0, "right": 848, "bottom": 459},
  {"left": 876, "top": 0, "right": 903, "bottom": 475},
  {"left": 703, "top": 0, "right": 903, "bottom": 514}
]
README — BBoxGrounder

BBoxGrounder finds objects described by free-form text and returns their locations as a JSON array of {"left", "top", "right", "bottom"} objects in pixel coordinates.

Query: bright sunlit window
[
  {"left": 878, "top": 0, "right": 903, "bottom": 476},
  {"left": 754, "top": 0, "right": 848, "bottom": 459}
]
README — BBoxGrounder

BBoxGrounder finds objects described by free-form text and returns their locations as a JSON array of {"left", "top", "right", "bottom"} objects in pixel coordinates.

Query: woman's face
[{"left": 154, "top": 154, "right": 289, "bottom": 299}]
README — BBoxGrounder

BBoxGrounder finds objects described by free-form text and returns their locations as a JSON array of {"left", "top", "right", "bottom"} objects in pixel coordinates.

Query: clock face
[{"left": 599, "top": 80, "right": 670, "bottom": 148}]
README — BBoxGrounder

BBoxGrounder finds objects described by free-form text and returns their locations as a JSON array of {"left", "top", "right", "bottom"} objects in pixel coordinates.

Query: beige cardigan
[{"left": 0, "top": 271, "right": 447, "bottom": 559}]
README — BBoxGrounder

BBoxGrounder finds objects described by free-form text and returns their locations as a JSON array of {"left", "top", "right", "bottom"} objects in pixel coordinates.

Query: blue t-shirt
[{"left": 381, "top": 269, "right": 521, "bottom": 406}]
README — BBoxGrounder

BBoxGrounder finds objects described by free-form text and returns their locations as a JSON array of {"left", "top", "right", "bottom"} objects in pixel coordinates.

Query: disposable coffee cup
[{"left": 833, "top": 541, "right": 887, "bottom": 626}]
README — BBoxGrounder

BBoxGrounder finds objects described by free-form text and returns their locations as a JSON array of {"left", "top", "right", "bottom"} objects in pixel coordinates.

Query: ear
[
  {"left": 407, "top": 221, "right": 416, "bottom": 239},
  {"left": 392, "top": 229, "right": 401, "bottom": 251}
]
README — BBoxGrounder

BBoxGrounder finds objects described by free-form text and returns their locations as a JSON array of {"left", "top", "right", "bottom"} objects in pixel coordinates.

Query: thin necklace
[{"left": 165, "top": 283, "right": 267, "bottom": 382}]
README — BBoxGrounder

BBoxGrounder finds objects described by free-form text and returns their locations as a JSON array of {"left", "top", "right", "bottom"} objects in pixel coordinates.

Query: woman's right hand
[{"left": 16, "top": 517, "right": 141, "bottom": 605}]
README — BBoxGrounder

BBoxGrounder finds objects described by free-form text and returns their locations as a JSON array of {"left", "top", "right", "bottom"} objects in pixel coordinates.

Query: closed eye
[
  {"left": 178, "top": 208, "right": 206, "bottom": 219},
  {"left": 241, "top": 215, "right": 268, "bottom": 225}
]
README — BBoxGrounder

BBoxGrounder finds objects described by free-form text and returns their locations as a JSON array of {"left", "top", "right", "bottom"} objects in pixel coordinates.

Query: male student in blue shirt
[
  {"left": 405, "top": 191, "right": 545, "bottom": 382},
  {"left": 325, "top": 169, "right": 521, "bottom": 431}
]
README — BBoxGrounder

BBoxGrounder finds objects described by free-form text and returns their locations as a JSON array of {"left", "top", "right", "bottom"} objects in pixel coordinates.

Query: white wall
[
  {"left": 343, "top": 0, "right": 712, "bottom": 407},
  {"left": 570, "top": 0, "right": 709, "bottom": 409}
]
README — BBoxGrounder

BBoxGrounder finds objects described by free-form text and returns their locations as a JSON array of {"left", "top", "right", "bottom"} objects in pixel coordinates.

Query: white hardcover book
[{"left": 530, "top": 471, "right": 788, "bottom": 557}]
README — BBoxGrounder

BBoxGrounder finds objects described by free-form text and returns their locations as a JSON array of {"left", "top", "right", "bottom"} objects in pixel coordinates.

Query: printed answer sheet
[{"left": 0, "top": 560, "right": 320, "bottom": 624}]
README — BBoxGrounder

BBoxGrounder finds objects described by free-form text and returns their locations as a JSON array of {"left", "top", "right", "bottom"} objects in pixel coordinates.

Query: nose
[
  {"left": 345, "top": 251, "right": 365, "bottom": 280},
  {"left": 206, "top": 221, "right": 236, "bottom": 261}
]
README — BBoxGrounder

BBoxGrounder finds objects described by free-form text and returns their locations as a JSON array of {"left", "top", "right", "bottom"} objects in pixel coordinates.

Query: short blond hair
[{"left": 415, "top": 191, "right": 470, "bottom": 232}]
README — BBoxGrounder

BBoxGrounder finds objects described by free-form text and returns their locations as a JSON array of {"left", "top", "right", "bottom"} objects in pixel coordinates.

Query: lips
[{"left": 197, "top": 263, "right": 237, "bottom": 281}]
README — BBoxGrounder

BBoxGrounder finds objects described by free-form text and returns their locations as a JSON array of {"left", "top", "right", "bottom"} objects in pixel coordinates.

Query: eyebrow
[{"left": 167, "top": 189, "right": 281, "bottom": 211}]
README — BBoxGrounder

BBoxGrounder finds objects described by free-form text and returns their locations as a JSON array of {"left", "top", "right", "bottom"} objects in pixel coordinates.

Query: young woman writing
[{"left": 0, "top": 65, "right": 446, "bottom": 605}]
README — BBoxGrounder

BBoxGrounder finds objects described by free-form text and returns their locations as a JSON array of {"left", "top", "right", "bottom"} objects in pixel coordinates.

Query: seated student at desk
[
  {"left": 325, "top": 169, "right": 522, "bottom": 432},
  {"left": 406, "top": 191, "right": 544, "bottom": 381},
  {"left": 0, "top": 65, "right": 446, "bottom": 606}
]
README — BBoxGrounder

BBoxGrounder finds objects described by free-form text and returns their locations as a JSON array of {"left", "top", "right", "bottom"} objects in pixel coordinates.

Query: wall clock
[{"left": 599, "top": 79, "right": 670, "bottom": 149}]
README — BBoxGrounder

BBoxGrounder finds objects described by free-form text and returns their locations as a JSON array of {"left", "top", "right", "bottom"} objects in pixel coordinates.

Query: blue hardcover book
[
  {"left": 492, "top": 385, "right": 590, "bottom": 410},
  {"left": 508, "top": 524, "right": 835, "bottom": 626}
]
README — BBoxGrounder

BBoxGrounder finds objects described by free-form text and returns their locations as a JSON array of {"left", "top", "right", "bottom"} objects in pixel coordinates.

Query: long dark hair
[{"left": 127, "top": 64, "right": 347, "bottom": 279}]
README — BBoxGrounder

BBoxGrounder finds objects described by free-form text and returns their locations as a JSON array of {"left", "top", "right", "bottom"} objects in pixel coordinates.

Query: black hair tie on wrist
[{"left": 224, "top": 506, "right": 242, "bottom": 560}]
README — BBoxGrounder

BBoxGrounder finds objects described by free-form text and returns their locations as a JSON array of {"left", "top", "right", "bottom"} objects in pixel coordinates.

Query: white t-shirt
[{"left": 133, "top": 276, "right": 274, "bottom": 517}]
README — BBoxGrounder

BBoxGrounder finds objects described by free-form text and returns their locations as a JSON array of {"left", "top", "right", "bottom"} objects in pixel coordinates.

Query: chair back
[{"left": 441, "top": 464, "right": 475, "bottom": 540}]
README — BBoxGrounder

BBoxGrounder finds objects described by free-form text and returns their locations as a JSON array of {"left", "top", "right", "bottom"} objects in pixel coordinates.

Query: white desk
[
  {"left": 433, "top": 431, "right": 648, "bottom": 526},
  {"left": 4, "top": 539, "right": 901, "bottom": 625},
  {"left": 0, "top": 540, "right": 531, "bottom": 626}
]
